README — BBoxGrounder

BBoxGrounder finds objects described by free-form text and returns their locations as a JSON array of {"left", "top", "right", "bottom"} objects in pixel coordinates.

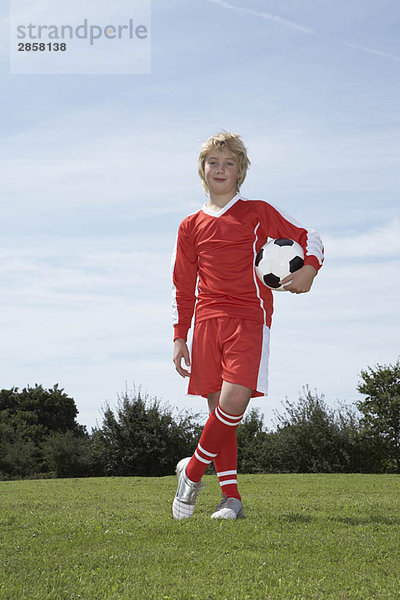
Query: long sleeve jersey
[{"left": 171, "top": 193, "right": 324, "bottom": 341}]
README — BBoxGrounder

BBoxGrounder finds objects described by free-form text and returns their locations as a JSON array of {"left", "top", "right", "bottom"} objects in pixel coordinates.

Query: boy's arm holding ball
[{"left": 280, "top": 264, "right": 317, "bottom": 294}]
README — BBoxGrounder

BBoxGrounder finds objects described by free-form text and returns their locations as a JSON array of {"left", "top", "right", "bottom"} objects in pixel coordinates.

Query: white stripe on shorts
[{"left": 256, "top": 325, "right": 270, "bottom": 395}]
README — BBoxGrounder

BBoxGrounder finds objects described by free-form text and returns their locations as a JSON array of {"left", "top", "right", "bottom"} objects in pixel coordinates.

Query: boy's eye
[{"left": 207, "top": 160, "right": 235, "bottom": 167}]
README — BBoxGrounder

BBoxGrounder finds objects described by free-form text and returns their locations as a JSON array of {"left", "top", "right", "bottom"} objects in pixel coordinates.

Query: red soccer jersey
[{"left": 171, "top": 193, "right": 324, "bottom": 341}]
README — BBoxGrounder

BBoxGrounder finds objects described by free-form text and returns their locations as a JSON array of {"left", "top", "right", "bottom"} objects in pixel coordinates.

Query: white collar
[{"left": 201, "top": 192, "right": 242, "bottom": 217}]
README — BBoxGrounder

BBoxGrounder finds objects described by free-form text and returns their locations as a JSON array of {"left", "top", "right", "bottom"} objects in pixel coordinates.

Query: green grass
[{"left": 1, "top": 474, "right": 399, "bottom": 600}]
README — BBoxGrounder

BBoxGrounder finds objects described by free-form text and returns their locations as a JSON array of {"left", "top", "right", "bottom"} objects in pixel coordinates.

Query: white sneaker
[
  {"left": 211, "top": 495, "right": 245, "bottom": 520},
  {"left": 172, "top": 457, "right": 203, "bottom": 520}
]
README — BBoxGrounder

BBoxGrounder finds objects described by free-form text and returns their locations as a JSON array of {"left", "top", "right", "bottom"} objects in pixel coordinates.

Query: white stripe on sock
[
  {"left": 194, "top": 449, "right": 212, "bottom": 464},
  {"left": 220, "top": 479, "right": 238, "bottom": 486},
  {"left": 217, "top": 469, "right": 237, "bottom": 477},
  {"left": 198, "top": 442, "right": 217, "bottom": 458},
  {"left": 217, "top": 406, "right": 244, "bottom": 421},
  {"left": 215, "top": 406, "right": 243, "bottom": 426}
]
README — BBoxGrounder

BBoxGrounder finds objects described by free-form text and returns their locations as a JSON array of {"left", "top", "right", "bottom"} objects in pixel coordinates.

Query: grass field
[{"left": 1, "top": 474, "right": 399, "bottom": 600}]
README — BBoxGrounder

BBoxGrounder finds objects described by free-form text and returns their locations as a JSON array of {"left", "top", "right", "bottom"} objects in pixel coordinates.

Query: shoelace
[
  {"left": 187, "top": 480, "right": 207, "bottom": 503},
  {"left": 214, "top": 494, "right": 229, "bottom": 511}
]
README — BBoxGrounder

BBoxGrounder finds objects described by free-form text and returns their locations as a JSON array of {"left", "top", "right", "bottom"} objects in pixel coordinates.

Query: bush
[
  {"left": 42, "top": 430, "right": 93, "bottom": 478},
  {"left": 91, "top": 387, "right": 202, "bottom": 476},
  {"left": 357, "top": 361, "right": 400, "bottom": 473},
  {"left": 0, "top": 422, "right": 38, "bottom": 480},
  {"left": 237, "top": 409, "right": 278, "bottom": 473},
  {"left": 272, "top": 387, "right": 363, "bottom": 473},
  {"left": 0, "top": 384, "right": 85, "bottom": 480}
]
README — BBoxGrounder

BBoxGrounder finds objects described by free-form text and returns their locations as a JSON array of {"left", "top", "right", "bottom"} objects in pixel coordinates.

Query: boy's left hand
[{"left": 280, "top": 265, "right": 317, "bottom": 294}]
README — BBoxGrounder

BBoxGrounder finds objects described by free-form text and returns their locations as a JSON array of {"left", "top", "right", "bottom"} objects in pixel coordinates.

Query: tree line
[{"left": 0, "top": 361, "right": 399, "bottom": 480}]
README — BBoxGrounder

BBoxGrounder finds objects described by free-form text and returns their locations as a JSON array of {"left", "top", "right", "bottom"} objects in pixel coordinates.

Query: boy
[{"left": 171, "top": 132, "right": 324, "bottom": 520}]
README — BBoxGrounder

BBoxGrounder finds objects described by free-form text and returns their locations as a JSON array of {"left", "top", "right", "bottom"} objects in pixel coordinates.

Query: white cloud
[
  {"left": 208, "top": 0, "right": 400, "bottom": 63},
  {"left": 208, "top": 0, "right": 315, "bottom": 34},
  {"left": 0, "top": 107, "right": 204, "bottom": 221},
  {"left": 344, "top": 42, "right": 400, "bottom": 64},
  {"left": 324, "top": 219, "right": 400, "bottom": 259},
  {"left": 247, "top": 128, "right": 400, "bottom": 194},
  {"left": 0, "top": 241, "right": 172, "bottom": 307}
]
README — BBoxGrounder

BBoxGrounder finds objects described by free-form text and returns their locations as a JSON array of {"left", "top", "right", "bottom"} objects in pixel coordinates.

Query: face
[{"left": 204, "top": 148, "right": 239, "bottom": 198}]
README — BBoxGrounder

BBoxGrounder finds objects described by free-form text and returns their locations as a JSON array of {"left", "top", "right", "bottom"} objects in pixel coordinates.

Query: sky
[{"left": 1, "top": 0, "right": 399, "bottom": 431}]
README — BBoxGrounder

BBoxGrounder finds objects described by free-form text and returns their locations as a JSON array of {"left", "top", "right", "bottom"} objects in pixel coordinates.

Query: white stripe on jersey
[
  {"left": 170, "top": 239, "right": 179, "bottom": 325},
  {"left": 243, "top": 196, "right": 324, "bottom": 267},
  {"left": 267, "top": 201, "right": 324, "bottom": 266},
  {"left": 201, "top": 192, "right": 241, "bottom": 217},
  {"left": 170, "top": 214, "right": 201, "bottom": 329},
  {"left": 252, "top": 222, "right": 267, "bottom": 324}
]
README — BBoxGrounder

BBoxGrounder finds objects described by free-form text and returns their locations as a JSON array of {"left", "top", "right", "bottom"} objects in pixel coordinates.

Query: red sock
[
  {"left": 186, "top": 404, "right": 244, "bottom": 483},
  {"left": 214, "top": 430, "right": 241, "bottom": 501}
]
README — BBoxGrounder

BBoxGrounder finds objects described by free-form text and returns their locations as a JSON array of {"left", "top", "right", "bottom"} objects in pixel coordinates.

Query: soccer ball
[{"left": 255, "top": 238, "right": 304, "bottom": 291}]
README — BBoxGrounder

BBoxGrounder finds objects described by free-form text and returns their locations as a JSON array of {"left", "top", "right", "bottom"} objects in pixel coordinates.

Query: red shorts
[{"left": 187, "top": 317, "right": 270, "bottom": 398}]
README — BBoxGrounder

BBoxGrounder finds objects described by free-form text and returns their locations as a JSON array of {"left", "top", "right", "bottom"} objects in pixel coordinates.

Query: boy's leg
[
  {"left": 186, "top": 382, "right": 251, "bottom": 484},
  {"left": 218, "top": 381, "right": 253, "bottom": 416},
  {"left": 173, "top": 318, "right": 265, "bottom": 519},
  {"left": 173, "top": 384, "right": 248, "bottom": 521},
  {"left": 207, "top": 392, "right": 219, "bottom": 413},
  {"left": 208, "top": 391, "right": 241, "bottom": 501}
]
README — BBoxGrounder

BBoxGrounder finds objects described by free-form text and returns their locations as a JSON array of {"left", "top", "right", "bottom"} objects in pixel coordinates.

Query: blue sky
[{"left": 1, "top": 0, "right": 399, "bottom": 430}]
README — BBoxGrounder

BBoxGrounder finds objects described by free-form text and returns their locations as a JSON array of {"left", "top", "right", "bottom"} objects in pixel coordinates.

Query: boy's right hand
[{"left": 173, "top": 338, "right": 191, "bottom": 378}]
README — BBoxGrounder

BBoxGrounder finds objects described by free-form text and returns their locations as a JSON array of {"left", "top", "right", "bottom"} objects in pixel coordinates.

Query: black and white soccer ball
[{"left": 255, "top": 238, "right": 304, "bottom": 291}]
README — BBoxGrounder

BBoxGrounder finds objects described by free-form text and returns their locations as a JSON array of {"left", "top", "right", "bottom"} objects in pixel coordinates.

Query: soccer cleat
[
  {"left": 211, "top": 495, "right": 245, "bottom": 520},
  {"left": 172, "top": 457, "right": 204, "bottom": 520}
]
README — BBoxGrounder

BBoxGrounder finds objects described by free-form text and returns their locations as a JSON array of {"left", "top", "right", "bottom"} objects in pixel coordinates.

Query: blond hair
[{"left": 198, "top": 131, "right": 250, "bottom": 194}]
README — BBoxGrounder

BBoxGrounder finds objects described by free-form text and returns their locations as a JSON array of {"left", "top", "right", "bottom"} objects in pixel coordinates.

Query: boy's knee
[{"left": 220, "top": 381, "right": 252, "bottom": 414}]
